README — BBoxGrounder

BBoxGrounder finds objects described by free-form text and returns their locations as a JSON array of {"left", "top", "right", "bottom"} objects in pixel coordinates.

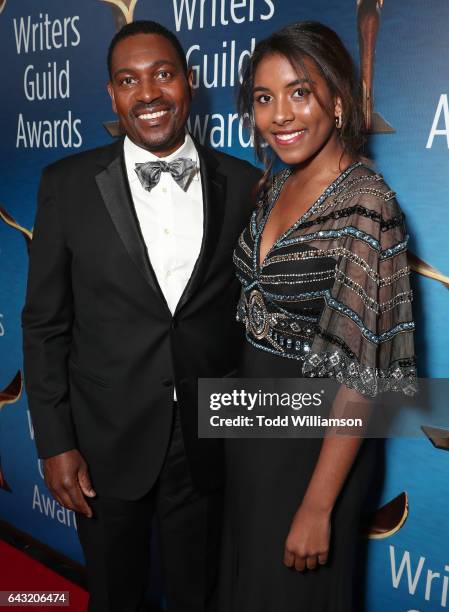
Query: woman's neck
[{"left": 290, "top": 135, "right": 357, "bottom": 186}]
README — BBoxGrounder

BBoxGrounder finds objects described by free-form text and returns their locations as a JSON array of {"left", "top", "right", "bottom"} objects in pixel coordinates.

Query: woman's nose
[{"left": 272, "top": 97, "right": 294, "bottom": 125}]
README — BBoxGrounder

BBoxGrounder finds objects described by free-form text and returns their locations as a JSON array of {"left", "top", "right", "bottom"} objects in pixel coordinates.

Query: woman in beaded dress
[{"left": 218, "top": 22, "right": 417, "bottom": 612}]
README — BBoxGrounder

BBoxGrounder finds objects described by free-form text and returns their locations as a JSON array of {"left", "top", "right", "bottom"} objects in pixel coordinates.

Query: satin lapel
[
  {"left": 175, "top": 143, "right": 227, "bottom": 313},
  {"left": 95, "top": 146, "right": 165, "bottom": 301}
]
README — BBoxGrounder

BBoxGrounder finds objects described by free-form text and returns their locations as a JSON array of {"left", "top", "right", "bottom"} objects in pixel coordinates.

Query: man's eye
[
  {"left": 254, "top": 94, "right": 272, "bottom": 104},
  {"left": 120, "top": 76, "right": 136, "bottom": 86},
  {"left": 156, "top": 70, "right": 171, "bottom": 80}
]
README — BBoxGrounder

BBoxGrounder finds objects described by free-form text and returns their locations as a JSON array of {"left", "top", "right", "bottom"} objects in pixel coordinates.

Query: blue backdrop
[{"left": 1, "top": 1, "right": 449, "bottom": 610}]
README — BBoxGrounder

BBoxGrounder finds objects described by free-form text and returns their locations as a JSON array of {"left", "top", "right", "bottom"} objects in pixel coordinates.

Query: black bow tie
[{"left": 134, "top": 157, "right": 197, "bottom": 193}]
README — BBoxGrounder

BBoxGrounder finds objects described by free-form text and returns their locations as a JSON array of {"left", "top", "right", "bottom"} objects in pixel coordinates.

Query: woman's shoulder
[
  {"left": 336, "top": 162, "right": 394, "bottom": 203},
  {"left": 333, "top": 162, "right": 405, "bottom": 221}
]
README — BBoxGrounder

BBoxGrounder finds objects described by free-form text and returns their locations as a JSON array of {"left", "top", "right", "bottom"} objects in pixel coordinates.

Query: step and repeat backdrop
[{"left": 1, "top": 0, "right": 449, "bottom": 610}]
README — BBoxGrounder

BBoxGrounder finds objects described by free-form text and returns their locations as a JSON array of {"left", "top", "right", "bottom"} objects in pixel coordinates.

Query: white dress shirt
[
  {"left": 123, "top": 133, "right": 203, "bottom": 315},
  {"left": 124, "top": 134, "right": 204, "bottom": 400}
]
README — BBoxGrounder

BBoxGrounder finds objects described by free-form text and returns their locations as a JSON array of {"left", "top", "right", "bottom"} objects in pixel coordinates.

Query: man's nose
[
  {"left": 137, "top": 77, "right": 162, "bottom": 103},
  {"left": 272, "top": 96, "right": 294, "bottom": 125}
]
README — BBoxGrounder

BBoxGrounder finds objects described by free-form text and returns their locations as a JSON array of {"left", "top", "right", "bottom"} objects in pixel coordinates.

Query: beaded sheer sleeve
[{"left": 233, "top": 162, "right": 417, "bottom": 398}]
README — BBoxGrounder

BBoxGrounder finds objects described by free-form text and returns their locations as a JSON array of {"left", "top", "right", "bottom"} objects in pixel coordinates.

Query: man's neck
[{"left": 127, "top": 133, "right": 188, "bottom": 159}]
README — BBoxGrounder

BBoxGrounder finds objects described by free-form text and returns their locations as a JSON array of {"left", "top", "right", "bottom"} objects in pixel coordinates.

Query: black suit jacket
[{"left": 22, "top": 137, "right": 261, "bottom": 500}]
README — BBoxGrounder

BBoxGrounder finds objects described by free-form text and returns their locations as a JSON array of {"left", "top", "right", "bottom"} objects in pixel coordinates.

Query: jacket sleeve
[{"left": 22, "top": 167, "right": 77, "bottom": 458}]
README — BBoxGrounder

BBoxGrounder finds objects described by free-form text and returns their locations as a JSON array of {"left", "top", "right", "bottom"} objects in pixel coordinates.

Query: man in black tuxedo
[{"left": 22, "top": 20, "right": 260, "bottom": 612}]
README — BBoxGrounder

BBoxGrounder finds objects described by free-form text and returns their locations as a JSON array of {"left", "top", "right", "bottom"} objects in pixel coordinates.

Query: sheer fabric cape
[
  {"left": 291, "top": 165, "right": 416, "bottom": 396},
  {"left": 239, "top": 163, "right": 417, "bottom": 398}
]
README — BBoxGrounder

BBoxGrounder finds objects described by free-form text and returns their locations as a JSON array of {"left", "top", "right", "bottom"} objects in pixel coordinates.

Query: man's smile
[{"left": 137, "top": 109, "right": 169, "bottom": 120}]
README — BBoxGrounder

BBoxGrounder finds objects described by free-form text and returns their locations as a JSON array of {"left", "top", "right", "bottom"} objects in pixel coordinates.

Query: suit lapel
[
  {"left": 95, "top": 141, "right": 169, "bottom": 307},
  {"left": 175, "top": 142, "right": 227, "bottom": 314}
]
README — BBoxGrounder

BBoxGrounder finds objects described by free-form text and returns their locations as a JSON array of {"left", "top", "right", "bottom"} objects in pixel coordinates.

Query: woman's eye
[
  {"left": 255, "top": 94, "right": 272, "bottom": 104},
  {"left": 292, "top": 87, "right": 310, "bottom": 99}
]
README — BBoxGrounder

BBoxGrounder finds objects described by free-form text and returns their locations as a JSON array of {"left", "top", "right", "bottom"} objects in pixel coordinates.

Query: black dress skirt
[{"left": 218, "top": 343, "right": 377, "bottom": 612}]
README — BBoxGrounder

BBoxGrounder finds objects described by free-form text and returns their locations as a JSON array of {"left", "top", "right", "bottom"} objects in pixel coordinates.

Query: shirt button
[
  {"left": 162, "top": 187, "right": 167, "bottom": 194},
  {"left": 164, "top": 228, "right": 170, "bottom": 235},
  {"left": 166, "top": 270, "right": 171, "bottom": 277}
]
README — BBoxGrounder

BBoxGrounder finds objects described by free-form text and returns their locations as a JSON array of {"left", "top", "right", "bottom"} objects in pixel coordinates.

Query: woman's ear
[{"left": 334, "top": 96, "right": 343, "bottom": 129}]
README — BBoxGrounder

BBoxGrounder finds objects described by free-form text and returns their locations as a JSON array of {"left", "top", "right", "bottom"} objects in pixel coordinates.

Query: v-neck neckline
[{"left": 255, "top": 161, "right": 362, "bottom": 272}]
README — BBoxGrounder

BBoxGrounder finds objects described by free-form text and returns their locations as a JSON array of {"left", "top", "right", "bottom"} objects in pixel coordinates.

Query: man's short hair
[{"left": 107, "top": 20, "right": 188, "bottom": 78}]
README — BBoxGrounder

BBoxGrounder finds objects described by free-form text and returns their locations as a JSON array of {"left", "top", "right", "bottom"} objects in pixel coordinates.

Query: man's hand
[
  {"left": 43, "top": 449, "right": 96, "bottom": 518},
  {"left": 283, "top": 502, "right": 331, "bottom": 571}
]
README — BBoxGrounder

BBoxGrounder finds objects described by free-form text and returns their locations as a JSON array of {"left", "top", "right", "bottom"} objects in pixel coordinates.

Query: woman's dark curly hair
[{"left": 238, "top": 21, "right": 365, "bottom": 179}]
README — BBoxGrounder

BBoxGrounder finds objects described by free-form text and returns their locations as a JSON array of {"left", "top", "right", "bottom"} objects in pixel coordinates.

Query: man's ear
[
  {"left": 186, "top": 68, "right": 194, "bottom": 100},
  {"left": 107, "top": 82, "right": 117, "bottom": 114}
]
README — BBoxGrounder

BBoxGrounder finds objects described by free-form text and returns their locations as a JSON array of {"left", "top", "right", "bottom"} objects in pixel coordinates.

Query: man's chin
[{"left": 133, "top": 131, "right": 184, "bottom": 156}]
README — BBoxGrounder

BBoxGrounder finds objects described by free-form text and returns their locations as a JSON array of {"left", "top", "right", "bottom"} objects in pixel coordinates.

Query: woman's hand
[{"left": 283, "top": 502, "right": 331, "bottom": 571}]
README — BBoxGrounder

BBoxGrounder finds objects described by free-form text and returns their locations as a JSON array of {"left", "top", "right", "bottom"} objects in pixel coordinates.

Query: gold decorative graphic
[
  {"left": 0, "top": 371, "right": 23, "bottom": 494},
  {"left": 362, "top": 491, "right": 409, "bottom": 539},
  {"left": 100, "top": 0, "right": 139, "bottom": 135},
  {"left": 357, "top": 0, "right": 394, "bottom": 133},
  {"left": 103, "top": 120, "right": 124, "bottom": 138},
  {"left": 421, "top": 425, "right": 449, "bottom": 451},
  {"left": 0, "top": 205, "right": 33, "bottom": 253},
  {"left": 0, "top": 371, "right": 23, "bottom": 412},
  {"left": 100, "top": 0, "right": 138, "bottom": 32},
  {"left": 408, "top": 251, "right": 449, "bottom": 291},
  {"left": 0, "top": 0, "right": 6, "bottom": 16},
  {"left": 0, "top": 467, "right": 11, "bottom": 492}
]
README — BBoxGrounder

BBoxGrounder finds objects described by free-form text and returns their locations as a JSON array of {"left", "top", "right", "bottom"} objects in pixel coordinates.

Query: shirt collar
[{"left": 124, "top": 132, "right": 199, "bottom": 184}]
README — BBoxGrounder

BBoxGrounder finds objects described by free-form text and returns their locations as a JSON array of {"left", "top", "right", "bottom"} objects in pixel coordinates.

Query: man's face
[{"left": 107, "top": 33, "right": 193, "bottom": 157}]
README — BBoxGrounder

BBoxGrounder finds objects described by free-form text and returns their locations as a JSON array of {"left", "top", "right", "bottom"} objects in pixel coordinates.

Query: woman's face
[{"left": 252, "top": 53, "right": 342, "bottom": 167}]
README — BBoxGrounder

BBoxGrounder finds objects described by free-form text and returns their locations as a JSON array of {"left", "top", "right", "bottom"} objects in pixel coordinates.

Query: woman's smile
[{"left": 272, "top": 128, "right": 307, "bottom": 146}]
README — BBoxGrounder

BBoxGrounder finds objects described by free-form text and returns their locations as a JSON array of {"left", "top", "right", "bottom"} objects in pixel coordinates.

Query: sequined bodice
[
  {"left": 234, "top": 162, "right": 379, "bottom": 360},
  {"left": 234, "top": 162, "right": 417, "bottom": 395}
]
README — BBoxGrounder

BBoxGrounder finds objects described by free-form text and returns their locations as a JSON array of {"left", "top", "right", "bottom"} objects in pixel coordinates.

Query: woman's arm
[{"left": 283, "top": 383, "right": 372, "bottom": 571}]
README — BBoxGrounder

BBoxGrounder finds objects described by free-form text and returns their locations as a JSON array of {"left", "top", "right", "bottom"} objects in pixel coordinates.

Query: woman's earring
[{"left": 335, "top": 114, "right": 343, "bottom": 129}]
